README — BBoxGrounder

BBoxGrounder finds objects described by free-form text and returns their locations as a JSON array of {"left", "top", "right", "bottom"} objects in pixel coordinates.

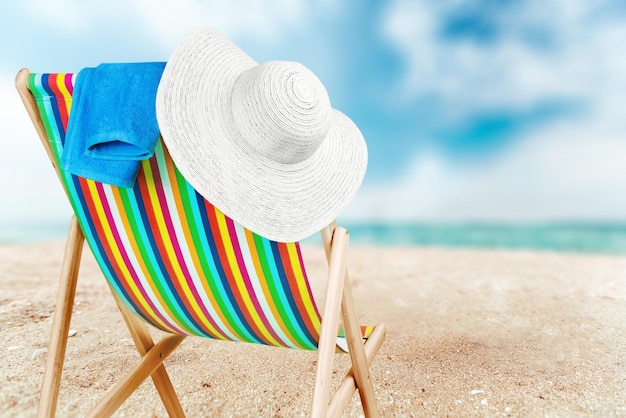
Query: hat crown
[{"left": 231, "top": 61, "right": 333, "bottom": 164}]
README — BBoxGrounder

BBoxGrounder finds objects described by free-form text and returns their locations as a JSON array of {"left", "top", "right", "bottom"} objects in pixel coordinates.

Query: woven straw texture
[{"left": 156, "top": 27, "right": 367, "bottom": 242}]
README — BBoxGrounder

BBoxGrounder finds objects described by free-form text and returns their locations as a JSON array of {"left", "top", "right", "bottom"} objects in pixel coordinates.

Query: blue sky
[{"left": 1, "top": 0, "right": 626, "bottom": 226}]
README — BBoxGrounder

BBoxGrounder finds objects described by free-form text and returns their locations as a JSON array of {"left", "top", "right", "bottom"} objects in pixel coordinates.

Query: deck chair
[{"left": 15, "top": 68, "right": 385, "bottom": 417}]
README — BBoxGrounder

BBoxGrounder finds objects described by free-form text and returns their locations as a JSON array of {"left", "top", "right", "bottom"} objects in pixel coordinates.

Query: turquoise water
[
  {"left": 332, "top": 222, "right": 626, "bottom": 254},
  {"left": 3, "top": 221, "right": 626, "bottom": 254},
  {"left": 0, "top": 221, "right": 72, "bottom": 244}
]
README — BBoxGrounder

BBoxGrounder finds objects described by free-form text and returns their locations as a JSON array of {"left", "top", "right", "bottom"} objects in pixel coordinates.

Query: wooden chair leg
[
  {"left": 327, "top": 324, "right": 386, "bottom": 417},
  {"left": 38, "top": 216, "right": 84, "bottom": 418},
  {"left": 87, "top": 334, "right": 185, "bottom": 418},
  {"left": 319, "top": 222, "right": 383, "bottom": 418},
  {"left": 339, "top": 269, "right": 380, "bottom": 417},
  {"left": 311, "top": 227, "right": 350, "bottom": 418},
  {"left": 111, "top": 292, "right": 186, "bottom": 417}
]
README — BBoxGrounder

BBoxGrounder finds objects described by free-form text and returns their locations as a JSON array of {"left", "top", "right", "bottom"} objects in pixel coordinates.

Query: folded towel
[{"left": 62, "top": 62, "right": 166, "bottom": 187}]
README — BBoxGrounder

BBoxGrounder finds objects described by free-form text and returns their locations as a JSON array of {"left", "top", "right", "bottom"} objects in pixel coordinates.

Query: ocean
[
  {"left": 2, "top": 220, "right": 626, "bottom": 255},
  {"left": 336, "top": 222, "right": 626, "bottom": 254}
]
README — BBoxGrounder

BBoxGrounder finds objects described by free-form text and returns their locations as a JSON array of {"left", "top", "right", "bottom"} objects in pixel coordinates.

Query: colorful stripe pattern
[{"left": 28, "top": 73, "right": 335, "bottom": 349}]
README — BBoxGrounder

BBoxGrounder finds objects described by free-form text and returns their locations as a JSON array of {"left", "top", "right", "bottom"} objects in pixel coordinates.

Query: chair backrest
[{"left": 27, "top": 72, "right": 323, "bottom": 350}]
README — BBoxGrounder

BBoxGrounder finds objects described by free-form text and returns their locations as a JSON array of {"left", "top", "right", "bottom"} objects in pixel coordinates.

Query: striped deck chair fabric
[{"left": 17, "top": 69, "right": 385, "bottom": 418}]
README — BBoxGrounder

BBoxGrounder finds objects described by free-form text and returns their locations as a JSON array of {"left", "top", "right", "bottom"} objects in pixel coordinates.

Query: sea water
[
  {"left": 0, "top": 221, "right": 71, "bottom": 244},
  {"left": 2, "top": 220, "right": 626, "bottom": 254},
  {"left": 312, "top": 222, "right": 626, "bottom": 254}
]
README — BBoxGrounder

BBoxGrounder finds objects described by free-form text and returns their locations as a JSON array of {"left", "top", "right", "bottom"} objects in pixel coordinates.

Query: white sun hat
[{"left": 156, "top": 27, "right": 367, "bottom": 242}]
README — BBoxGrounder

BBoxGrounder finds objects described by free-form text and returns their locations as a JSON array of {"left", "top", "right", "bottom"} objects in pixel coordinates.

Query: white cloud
[
  {"left": 341, "top": 0, "right": 626, "bottom": 222},
  {"left": 20, "top": 0, "right": 93, "bottom": 34},
  {"left": 18, "top": 0, "right": 339, "bottom": 54},
  {"left": 382, "top": 0, "right": 626, "bottom": 118},
  {"left": 346, "top": 117, "right": 626, "bottom": 223},
  {"left": 131, "top": 0, "right": 309, "bottom": 48}
]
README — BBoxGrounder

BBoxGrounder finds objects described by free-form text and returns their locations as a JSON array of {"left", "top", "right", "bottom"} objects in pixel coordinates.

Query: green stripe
[
  {"left": 252, "top": 233, "right": 310, "bottom": 349},
  {"left": 174, "top": 163, "right": 253, "bottom": 342},
  {"left": 117, "top": 179, "right": 193, "bottom": 333},
  {"left": 148, "top": 146, "right": 221, "bottom": 336}
]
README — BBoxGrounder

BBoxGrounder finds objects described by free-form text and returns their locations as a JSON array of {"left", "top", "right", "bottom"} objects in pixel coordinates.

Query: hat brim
[{"left": 156, "top": 27, "right": 367, "bottom": 242}]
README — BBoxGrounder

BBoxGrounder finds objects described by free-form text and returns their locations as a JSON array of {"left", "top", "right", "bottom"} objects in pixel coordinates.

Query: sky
[{"left": 1, "top": 0, "right": 626, "bottom": 229}]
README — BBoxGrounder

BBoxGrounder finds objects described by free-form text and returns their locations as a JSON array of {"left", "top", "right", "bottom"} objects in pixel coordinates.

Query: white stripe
[
  {"left": 233, "top": 223, "right": 297, "bottom": 348},
  {"left": 102, "top": 185, "right": 184, "bottom": 333},
  {"left": 155, "top": 152, "right": 239, "bottom": 341}
]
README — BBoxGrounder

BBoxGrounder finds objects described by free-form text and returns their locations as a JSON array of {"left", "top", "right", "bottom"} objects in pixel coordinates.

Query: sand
[{"left": 0, "top": 241, "right": 625, "bottom": 417}]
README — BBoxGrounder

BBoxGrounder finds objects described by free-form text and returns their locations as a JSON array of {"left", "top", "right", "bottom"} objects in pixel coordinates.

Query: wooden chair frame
[{"left": 16, "top": 68, "right": 386, "bottom": 418}]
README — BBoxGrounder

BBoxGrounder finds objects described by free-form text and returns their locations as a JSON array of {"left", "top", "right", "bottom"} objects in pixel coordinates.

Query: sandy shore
[{"left": 1, "top": 241, "right": 625, "bottom": 417}]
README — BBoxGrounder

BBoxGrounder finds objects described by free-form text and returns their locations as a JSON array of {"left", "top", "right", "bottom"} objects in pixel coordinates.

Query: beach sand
[{"left": 1, "top": 241, "right": 625, "bottom": 417}]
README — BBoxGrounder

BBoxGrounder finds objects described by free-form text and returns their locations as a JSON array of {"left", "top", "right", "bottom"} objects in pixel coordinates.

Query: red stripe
[
  {"left": 148, "top": 157, "right": 227, "bottom": 338},
  {"left": 47, "top": 74, "right": 69, "bottom": 130},
  {"left": 135, "top": 167, "right": 208, "bottom": 333},
  {"left": 78, "top": 178, "right": 141, "bottom": 314},
  {"left": 205, "top": 202, "right": 270, "bottom": 344},
  {"left": 225, "top": 217, "right": 287, "bottom": 346},
  {"left": 94, "top": 182, "right": 181, "bottom": 332},
  {"left": 278, "top": 243, "right": 319, "bottom": 339}
]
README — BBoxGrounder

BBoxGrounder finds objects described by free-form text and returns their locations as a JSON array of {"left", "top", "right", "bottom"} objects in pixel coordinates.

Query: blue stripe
[
  {"left": 39, "top": 75, "right": 66, "bottom": 146},
  {"left": 270, "top": 241, "right": 317, "bottom": 347},
  {"left": 258, "top": 237, "right": 311, "bottom": 347},
  {"left": 117, "top": 177, "right": 187, "bottom": 333},
  {"left": 194, "top": 192, "right": 263, "bottom": 344},
  {"left": 131, "top": 177, "right": 206, "bottom": 336},
  {"left": 177, "top": 176, "right": 241, "bottom": 341}
]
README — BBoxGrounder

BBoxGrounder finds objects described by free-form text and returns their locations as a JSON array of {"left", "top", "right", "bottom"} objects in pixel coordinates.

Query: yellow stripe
[
  {"left": 110, "top": 186, "right": 181, "bottom": 332},
  {"left": 142, "top": 161, "right": 216, "bottom": 333},
  {"left": 85, "top": 181, "right": 158, "bottom": 320},
  {"left": 244, "top": 229, "right": 302, "bottom": 348},
  {"left": 157, "top": 149, "right": 229, "bottom": 340},
  {"left": 214, "top": 210, "right": 280, "bottom": 346},
  {"left": 144, "top": 158, "right": 222, "bottom": 329},
  {"left": 286, "top": 243, "right": 321, "bottom": 331},
  {"left": 55, "top": 74, "right": 72, "bottom": 114}
]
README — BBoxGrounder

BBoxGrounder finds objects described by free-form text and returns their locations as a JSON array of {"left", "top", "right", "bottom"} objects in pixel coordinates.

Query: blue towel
[{"left": 62, "top": 62, "right": 166, "bottom": 187}]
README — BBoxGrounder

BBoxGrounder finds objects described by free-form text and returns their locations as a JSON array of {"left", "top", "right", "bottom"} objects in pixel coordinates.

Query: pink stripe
[
  {"left": 94, "top": 183, "right": 185, "bottom": 334},
  {"left": 64, "top": 73, "right": 73, "bottom": 94},
  {"left": 225, "top": 218, "right": 288, "bottom": 346},
  {"left": 148, "top": 159, "right": 229, "bottom": 339}
]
